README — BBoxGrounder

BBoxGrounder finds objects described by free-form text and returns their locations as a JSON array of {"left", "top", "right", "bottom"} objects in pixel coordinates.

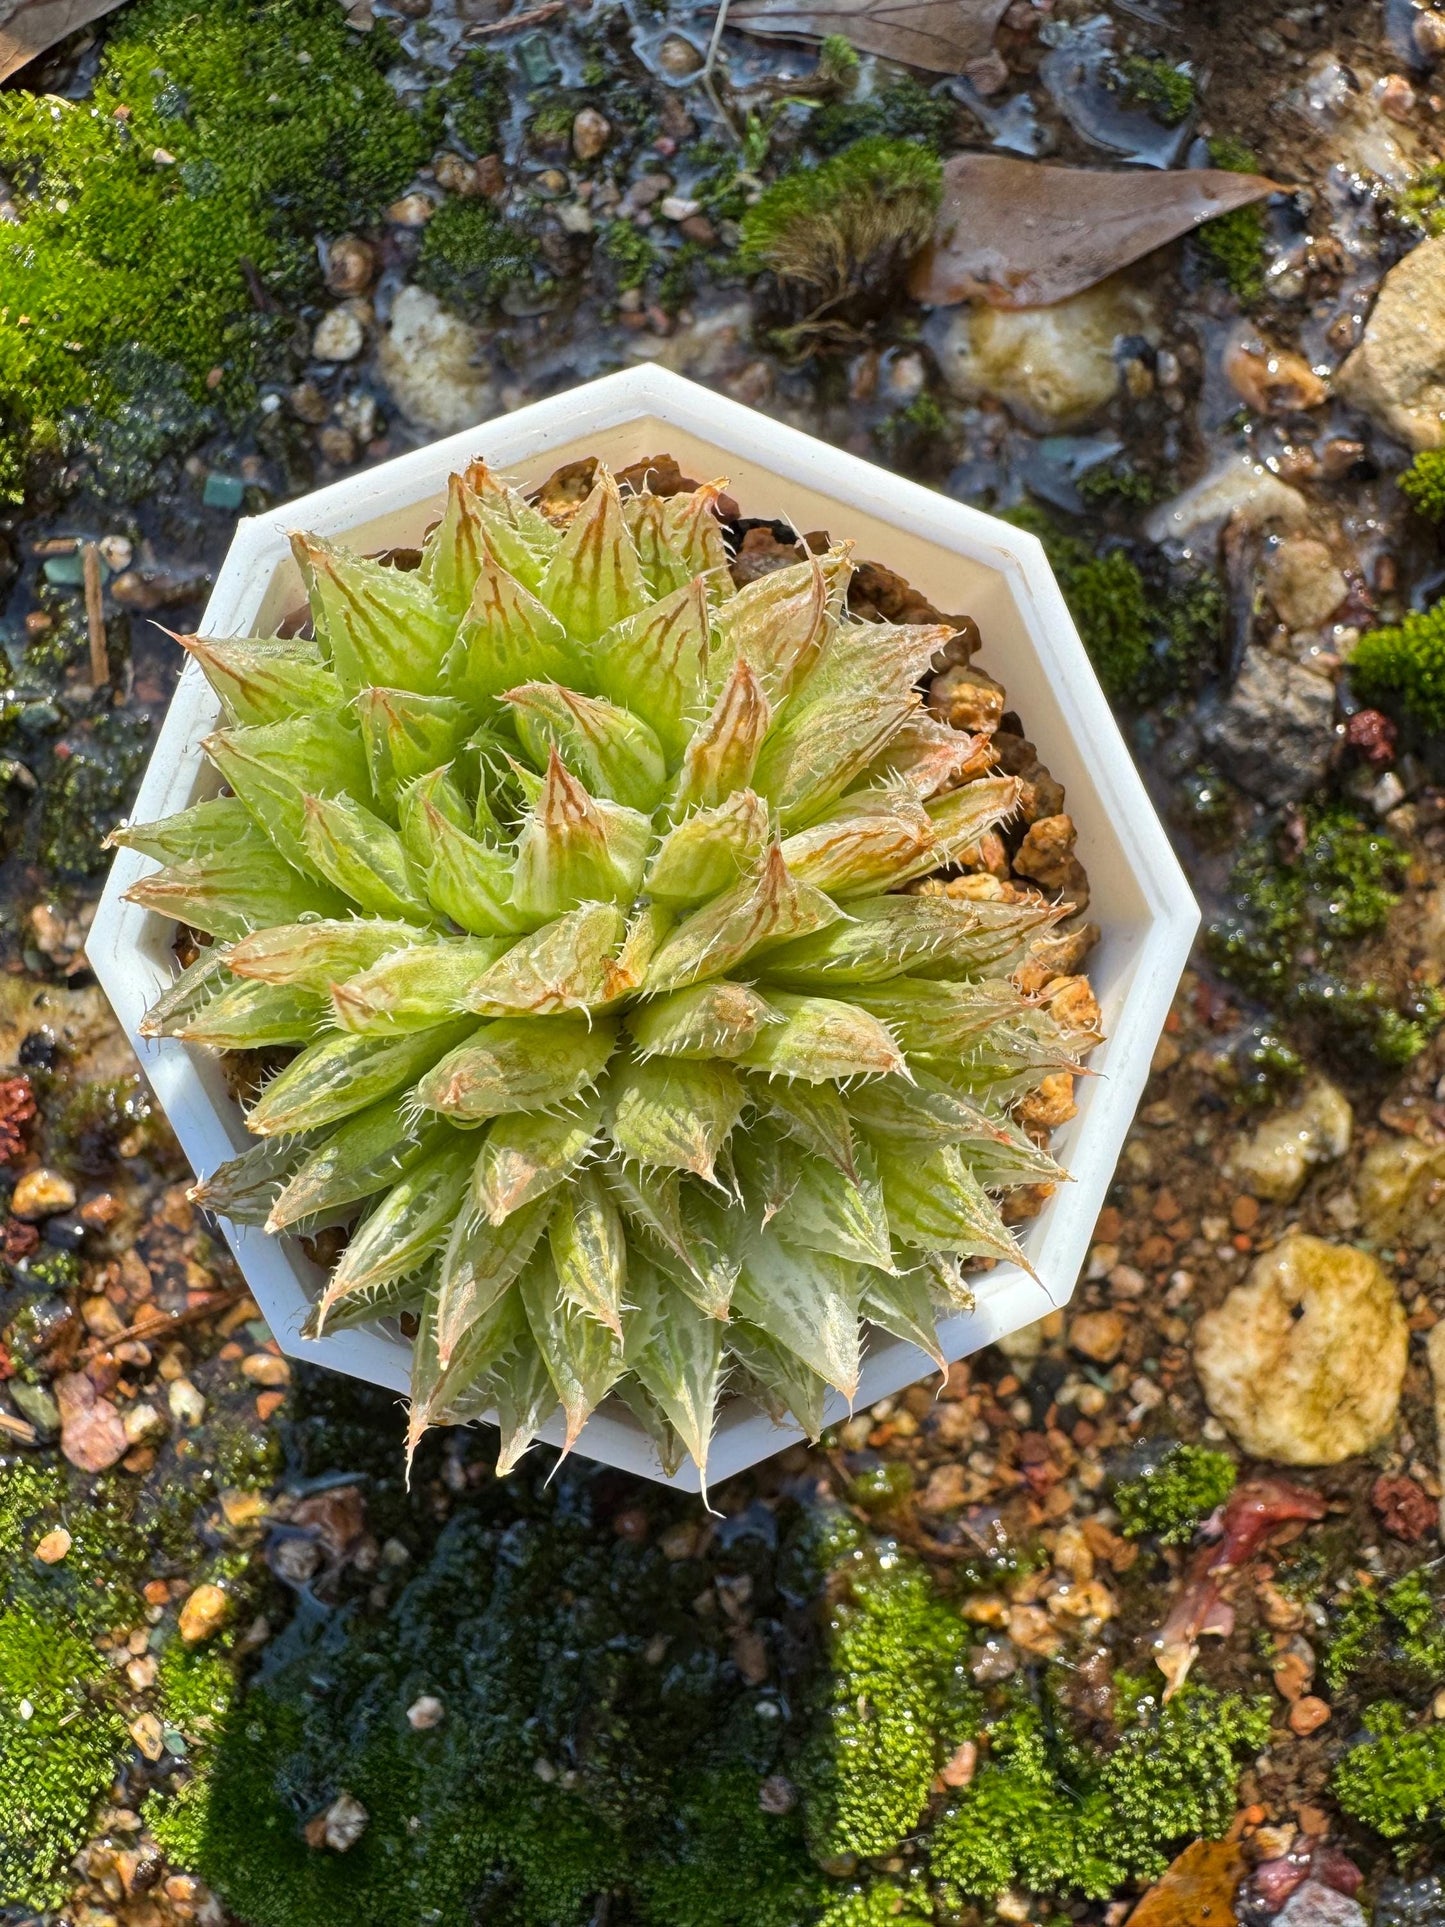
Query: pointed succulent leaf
[
  {"left": 862, "top": 1266, "right": 946, "bottom": 1370},
  {"left": 519, "top": 1250, "right": 624, "bottom": 1451},
  {"left": 189, "top": 1136, "right": 313, "bottom": 1226},
  {"left": 537, "top": 466, "right": 649, "bottom": 644},
  {"left": 413, "top": 1016, "right": 619, "bottom": 1122},
  {"left": 488, "top": 1330, "right": 563, "bottom": 1473},
  {"left": 918, "top": 775, "right": 1022, "bottom": 873},
  {"left": 204, "top": 713, "right": 375, "bottom": 871},
  {"left": 626, "top": 980, "right": 776, "bottom": 1061},
  {"left": 668, "top": 658, "right": 771, "bottom": 819},
  {"left": 873, "top": 1141, "right": 1027, "bottom": 1266},
  {"left": 591, "top": 577, "right": 710, "bottom": 757},
  {"left": 614, "top": 1378, "right": 689, "bottom": 1478},
  {"left": 471, "top": 1091, "right": 603, "bottom": 1223},
  {"left": 405, "top": 1282, "right": 531, "bottom": 1472},
  {"left": 737, "top": 990, "right": 909, "bottom": 1084},
  {"left": 357, "top": 687, "right": 471, "bottom": 805},
  {"left": 627, "top": 1265, "right": 726, "bottom": 1497},
  {"left": 511, "top": 752, "right": 650, "bottom": 917},
  {"left": 110, "top": 795, "right": 260, "bottom": 865},
  {"left": 290, "top": 533, "right": 455, "bottom": 694},
  {"left": 726, "top": 1322, "right": 828, "bottom": 1439},
  {"left": 780, "top": 786, "right": 936, "bottom": 898},
  {"left": 645, "top": 790, "right": 770, "bottom": 905},
  {"left": 774, "top": 1136, "right": 894, "bottom": 1270},
  {"left": 802, "top": 618, "right": 950, "bottom": 710},
  {"left": 959, "top": 1115, "right": 1064, "bottom": 1189},
  {"left": 847, "top": 1069, "right": 1013, "bottom": 1148},
  {"left": 505, "top": 681, "right": 667, "bottom": 812},
  {"left": 462, "top": 903, "right": 626, "bottom": 1016},
  {"left": 661, "top": 483, "right": 731, "bottom": 590},
  {"left": 708, "top": 548, "right": 839, "bottom": 701},
  {"left": 330, "top": 936, "right": 509, "bottom": 1035},
  {"left": 752, "top": 692, "right": 918, "bottom": 830},
  {"left": 182, "top": 633, "right": 340, "bottom": 727},
  {"left": 732, "top": 1125, "right": 797, "bottom": 1227},
  {"left": 643, "top": 844, "right": 844, "bottom": 994},
  {"left": 465, "top": 458, "right": 561, "bottom": 591},
  {"left": 853, "top": 713, "right": 987, "bottom": 799},
  {"left": 548, "top": 1169, "right": 627, "bottom": 1336},
  {"left": 601, "top": 1161, "right": 735, "bottom": 1318},
  {"left": 317, "top": 1135, "right": 475, "bottom": 1322},
  {"left": 757, "top": 1075, "right": 857, "bottom": 1180},
  {"left": 606, "top": 1054, "right": 745, "bottom": 1180},
  {"left": 228, "top": 918, "right": 424, "bottom": 992},
  {"left": 436, "top": 1192, "right": 554, "bottom": 1364},
  {"left": 268, "top": 1096, "right": 441, "bottom": 1230},
  {"left": 601, "top": 902, "right": 674, "bottom": 1004},
  {"left": 849, "top": 976, "right": 1026, "bottom": 1056},
  {"left": 403, "top": 779, "right": 535, "bottom": 936},
  {"left": 307, "top": 1274, "right": 427, "bottom": 1336},
  {"left": 732, "top": 1221, "right": 862, "bottom": 1399},
  {"left": 760, "top": 892, "right": 1059, "bottom": 988},
  {"left": 419, "top": 470, "right": 490, "bottom": 615},
  {"left": 443, "top": 548, "right": 579, "bottom": 705},
  {"left": 247, "top": 1019, "right": 476, "bottom": 1137},
  {"left": 300, "top": 792, "right": 438, "bottom": 924},
  {"left": 176, "top": 977, "right": 325, "bottom": 1049},
  {"left": 124, "top": 848, "right": 349, "bottom": 941},
  {"left": 139, "top": 945, "right": 234, "bottom": 1039}
]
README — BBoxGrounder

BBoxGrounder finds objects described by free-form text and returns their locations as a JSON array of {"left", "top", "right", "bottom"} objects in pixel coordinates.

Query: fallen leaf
[
  {"left": 909, "top": 154, "right": 1281, "bottom": 309},
  {"left": 729, "top": 0, "right": 1010, "bottom": 75},
  {"left": 1128, "top": 1839, "right": 1246, "bottom": 1927},
  {"left": 55, "top": 1370, "right": 129, "bottom": 1472},
  {"left": 0, "top": 0, "right": 127, "bottom": 83}
]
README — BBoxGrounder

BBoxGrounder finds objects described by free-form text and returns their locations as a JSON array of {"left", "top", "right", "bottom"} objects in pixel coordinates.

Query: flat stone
[
  {"left": 1197, "top": 647, "right": 1336, "bottom": 807},
  {"left": 1146, "top": 453, "right": 1310, "bottom": 545},
  {"left": 56, "top": 1371, "right": 129, "bottom": 1472},
  {"left": 1339, "top": 233, "right": 1445, "bottom": 449},
  {"left": 1275, "top": 1881, "right": 1367, "bottom": 1927},
  {"left": 377, "top": 285, "right": 492, "bottom": 435},
  {"left": 1068, "top": 1308, "right": 1126, "bottom": 1363},
  {"left": 1263, "top": 536, "right": 1349, "bottom": 633},
  {"left": 312, "top": 308, "right": 365, "bottom": 363},
  {"left": 1194, "top": 1234, "right": 1408, "bottom": 1464},
  {"left": 1231, "top": 1078, "right": 1353, "bottom": 1203},
  {"left": 178, "top": 1582, "right": 232, "bottom": 1644}
]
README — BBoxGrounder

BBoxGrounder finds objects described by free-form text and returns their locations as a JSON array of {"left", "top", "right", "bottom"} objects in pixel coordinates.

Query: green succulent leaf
[{"left": 183, "top": 633, "right": 341, "bottom": 727}]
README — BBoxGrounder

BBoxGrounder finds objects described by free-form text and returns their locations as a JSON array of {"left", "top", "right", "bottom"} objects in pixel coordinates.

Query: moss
[
  {"left": 1006, "top": 505, "right": 1152, "bottom": 703},
  {"left": 738, "top": 137, "right": 942, "bottom": 346},
  {"left": 845, "top": 1461, "right": 915, "bottom": 1514},
  {"left": 50, "top": 1070, "right": 152, "bottom": 1172},
  {"left": 1195, "top": 137, "right": 1268, "bottom": 305},
  {"left": 816, "top": 34, "right": 862, "bottom": 91},
  {"left": 1334, "top": 1702, "right": 1445, "bottom": 1848},
  {"left": 1326, "top": 1573, "right": 1445, "bottom": 1696},
  {"left": 1114, "top": 1445, "right": 1237, "bottom": 1546},
  {"left": 816, "top": 1880, "right": 932, "bottom": 1925},
  {"left": 440, "top": 48, "right": 510, "bottom": 156},
  {"left": 930, "top": 1683, "right": 1270, "bottom": 1901},
  {"left": 414, "top": 198, "right": 540, "bottom": 315},
  {"left": 1352, "top": 599, "right": 1445, "bottom": 736},
  {"left": 803, "top": 1542, "right": 977, "bottom": 1861},
  {"left": 1116, "top": 56, "right": 1195, "bottom": 125},
  {"left": 809, "top": 76, "right": 955, "bottom": 155},
  {"left": 1399, "top": 449, "right": 1445, "bottom": 520},
  {"left": 37, "top": 707, "right": 152, "bottom": 877},
  {"left": 1076, "top": 459, "right": 1160, "bottom": 508},
  {"left": 1394, "top": 162, "right": 1445, "bottom": 238},
  {"left": 602, "top": 219, "right": 663, "bottom": 291},
  {"left": 0, "top": 0, "right": 436, "bottom": 498}
]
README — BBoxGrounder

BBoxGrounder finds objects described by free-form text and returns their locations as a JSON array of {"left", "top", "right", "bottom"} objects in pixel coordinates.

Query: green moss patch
[
  {"left": 1352, "top": 599, "right": 1445, "bottom": 737},
  {"left": 1114, "top": 1445, "right": 1237, "bottom": 1547}
]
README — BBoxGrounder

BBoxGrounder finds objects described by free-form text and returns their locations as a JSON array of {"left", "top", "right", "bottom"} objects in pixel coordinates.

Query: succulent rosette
[{"left": 115, "top": 460, "right": 1093, "bottom": 1490}]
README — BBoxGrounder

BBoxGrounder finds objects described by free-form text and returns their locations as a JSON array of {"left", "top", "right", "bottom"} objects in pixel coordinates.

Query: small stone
[
  {"left": 167, "top": 1377, "right": 206, "bottom": 1428},
  {"left": 324, "top": 234, "right": 378, "bottom": 297},
  {"left": 241, "top": 1351, "right": 290, "bottom": 1387},
  {"left": 317, "top": 425, "right": 357, "bottom": 466},
  {"left": 312, "top": 308, "right": 365, "bottom": 363},
  {"left": 1417, "top": 11, "right": 1445, "bottom": 61},
  {"left": 1232, "top": 1078, "right": 1353, "bottom": 1203},
  {"left": 1068, "top": 1309, "right": 1126, "bottom": 1364},
  {"left": 758, "top": 1773, "right": 797, "bottom": 1814},
  {"left": 657, "top": 33, "right": 703, "bottom": 75},
  {"left": 1194, "top": 1234, "right": 1408, "bottom": 1463},
  {"left": 1339, "top": 234, "right": 1445, "bottom": 450},
  {"left": 202, "top": 472, "right": 246, "bottom": 511},
  {"left": 219, "top": 1488, "right": 268, "bottom": 1529},
  {"left": 125, "top": 1654, "right": 157, "bottom": 1691},
  {"left": 1372, "top": 1472, "right": 1436, "bottom": 1544},
  {"left": 572, "top": 107, "right": 611, "bottom": 160},
  {"left": 1197, "top": 647, "right": 1337, "bottom": 809},
  {"left": 1275, "top": 1879, "right": 1366, "bottom": 1927},
  {"left": 321, "top": 1792, "right": 369, "bottom": 1852},
  {"left": 122, "top": 1403, "right": 166, "bottom": 1446},
  {"left": 377, "top": 284, "right": 491, "bottom": 435},
  {"left": 407, "top": 1694, "right": 445, "bottom": 1729},
  {"left": 256, "top": 1390, "right": 286, "bottom": 1422},
  {"left": 1224, "top": 336, "right": 1329, "bottom": 414},
  {"left": 1289, "top": 1695, "right": 1332, "bottom": 1736},
  {"left": 81, "top": 1294, "right": 127, "bottom": 1340},
  {"left": 56, "top": 1372, "right": 129, "bottom": 1472},
  {"left": 385, "top": 192, "right": 436, "bottom": 227},
  {"left": 11, "top": 1167, "right": 77, "bottom": 1220},
  {"left": 97, "top": 535, "right": 132, "bottom": 572},
  {"left": 110, "top": 567, "right": 210, "bottom": 611},
  {"left": 555, "top": 201, "right": 594, "bottom": 235},
  {"left": 34, "top": 1526, "right": 71, "bottom": 1563},
  {"left": 1263, "top": 537, "right": 1349, "bottom": 633},
  {"left": 130, "top": 1713, "right": 166, "bottom": 1762},
  {"left": 1377, "top": 73, "right": 1417, "bottom": 122},
  {"left": 9, "top": 1381, "right": 59, "bottom": 1438},
  {"left": 178, "top": 1583, "right": 231, "bottom": 1644},
  {"left": 660, "top": 194, "right": 700, "bottom": 221},
  {"left": 1129, "top": 1840, "right": 1248, "bottom": 1927}
]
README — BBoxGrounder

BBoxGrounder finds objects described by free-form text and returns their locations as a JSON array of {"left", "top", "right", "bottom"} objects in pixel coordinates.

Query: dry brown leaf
[
  {"left": 909, "top": 154, "right": 1281, "bottom": 309},
  {"left": 729, "top": 0, "right": 1010, "bottom": 75},
  {"left": 0, "top": 0, "right": 126, "bottom": 81},
  {"left": 1127, "top": 1838, "right": 1245, "bottom": 1927}
]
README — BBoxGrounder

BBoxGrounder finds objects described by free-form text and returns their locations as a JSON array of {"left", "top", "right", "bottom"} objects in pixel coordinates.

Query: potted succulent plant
[{"left": 89, "top": 365, "right": 1196, "bottom": 1491}]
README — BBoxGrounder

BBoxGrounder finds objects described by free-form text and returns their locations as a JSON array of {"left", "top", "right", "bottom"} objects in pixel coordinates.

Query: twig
[
  {"left": 468, "top": 1, "right": 563, "bottom": 32},
  {"left": 0, "top": 1409, "right": 38, "bottom": 1446},
  {"left": 78, "top": 1284, "right": 249, "bottom": 1364},
  {"left": 698, "top": 0, "right": 740, "bottom": 142},
  {"left": 83, "top": 541, "right": 107, "bottom": 688}
]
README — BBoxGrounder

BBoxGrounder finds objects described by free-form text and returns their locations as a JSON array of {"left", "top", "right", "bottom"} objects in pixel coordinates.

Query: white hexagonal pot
[{"left": 88, "top": 364, "right": 1197, "bottom": 1491}]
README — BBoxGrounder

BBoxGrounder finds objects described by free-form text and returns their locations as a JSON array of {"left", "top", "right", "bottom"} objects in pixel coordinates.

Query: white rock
[
  {"left": 1263, "top": 536, "right": 1348, "bottom": 633},
  {"left": 937, "top": 274, "right": 1158, "bottom": 431},
  {"left": 407, "top": 1694, "right": 445, "bottom": 1729},
  {"left": 377, "top": 286, "right": 492, "bottom": 435},
  {"left": 1231, "top": 1078, "right": 1353, "bottom": 1203},
  {"left": 1194, "top": 1233, "right": 1408, "bottom": 1464},
  {"left": 1339, "top": 233, "right": 1445, "bottom": 449},
  {"left": 312, "top": 308, "right": 365, "bottom": 363},
  {"left": 167, "top": 1377, "right": 206, "bottom": 1428},
  {"left": 1274, "top": 1881, "right": 1367, "bottom": 1927},
  {"left": 323, "top": 1792, "right": 369, "bottom": 1852},
  {"left": 1145, "top": 453, "right": 1310, "bottom": 546}
]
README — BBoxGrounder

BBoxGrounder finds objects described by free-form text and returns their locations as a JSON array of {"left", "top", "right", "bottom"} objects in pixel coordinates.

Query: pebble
[
  {"left": 56, "top": 1372, "right": 129, "bottom": 1472},
  {"left": 34, "top": 1526, "right": 71, "bottom": 1563},
  {"left": 319, "top": 1792, "right": 369, "bottom": 1852},
  {"left": 11, "top": 1167, "right": 77, "bottom": 1220},
  {"left": 97, "top": 535, "right": 132, "bottom": 572},
  {"left": 324, "top": 234, "right": 378, "bottom": 297},
  {"left": 1275, "top": 1881, "right": 1367, "bottom": 1927},
  {"left": 1232, "top": 1078, "right": 1353, "bottom": 1203},
  {"left": 312, "top": 308, "right": 365, "bottom": 363},
  {"left": 1263, "top": 536, "right": 1349, "bottom": 634},
  {"left": 123, "top": 1402, "right": 166, "bottom": 1446},
  {"left": 241, "top": 1351, "right": 290, "bottom": 1387},
  {"left": 317, "top": 424, "right": 357, "bottom": 466},
  {"left": 1145, "top": 454, "right": 1310, "bottom": 544},
  {"left": 657, "top": 33, "right": 703, "bottom": 75},
  {"left": 1289, "top": 1694, "right": 1333, "bottom": 1735},
  {"left": 1197, "top": 647, "right": 1337, "bottom": 809},
  {"left": 1339, "top": 233, "right": 1445, "bottom": 450},
  {"left": 407, "top": 1694, "right": 445, "bottom": 1729},
  {"left": 1224, "top": 336, "right": 1328, "bottom": 414},
  {"left": 130, "top": 1712, "right": 166, "bottom": 1762},
  {"left": 384, "top": 192, "right": 436, "bottom": 226},
  {"left": 377, "top": 284, "right": 492, "bottom": 435},
  {"left": 178, "top": 1582, "right": 232, "bottom": 1644},
  {"left": 167, "top": 1377, "right": 206, "bottom": 1427},
  {"left": 1068, "top": 1309, "right": 1126, "bottom": 1364},
  {"left": 1194, "top": 1234, "right": 1408, "bottom": 1463},
  {"left": 1356, "top": 1133, "right": 1445, "bottom": 1244},
  {"left": 572, "top": 106, "right": 610, "bottom": 160}
]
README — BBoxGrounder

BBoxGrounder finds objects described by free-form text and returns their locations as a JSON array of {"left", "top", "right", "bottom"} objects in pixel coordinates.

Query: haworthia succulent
[{"left": 126, "top": 458, "right": 1095, "bottom": 1480}]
